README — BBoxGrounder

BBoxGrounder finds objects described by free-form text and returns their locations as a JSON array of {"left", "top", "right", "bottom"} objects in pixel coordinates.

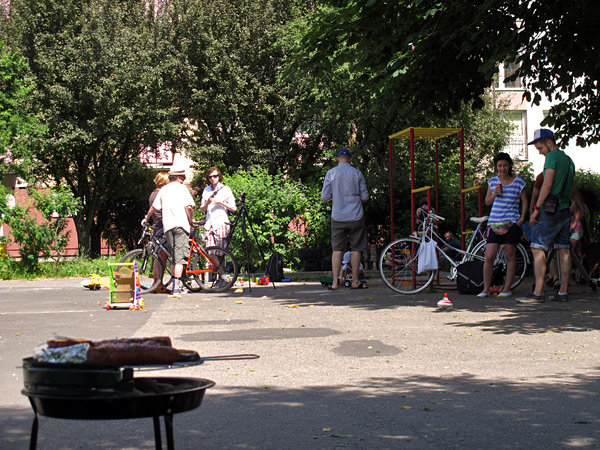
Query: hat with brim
[
  {"left": 338, "top": 149, "right": 352, "bottom": 158},
  {"left": 528, "top": 128, "right": 554, "bottom": 145},
  {"left": 342, "top": 251, "right": 352, "bottom": 264},
  {"left": 168, "top": 168, "right": 186, "bottom": 176}
]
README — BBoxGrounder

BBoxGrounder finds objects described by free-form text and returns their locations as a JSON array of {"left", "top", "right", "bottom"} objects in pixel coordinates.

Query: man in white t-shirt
[{"left": 143, "top": 168, "right": 195, "bottom": 297}]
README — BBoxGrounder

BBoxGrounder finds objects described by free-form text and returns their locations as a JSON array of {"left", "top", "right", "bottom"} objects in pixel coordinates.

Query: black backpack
[
  {"left": 266, "top": 252, "right": 284, "bottom": 282},
  {"left": 457, "top": 260, "right": 504, "bottom": 295}
]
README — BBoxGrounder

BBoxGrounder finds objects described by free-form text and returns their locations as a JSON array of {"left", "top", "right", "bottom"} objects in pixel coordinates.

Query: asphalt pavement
[{"left": 1, "top": 273, "right": 600, "bottom": 449}]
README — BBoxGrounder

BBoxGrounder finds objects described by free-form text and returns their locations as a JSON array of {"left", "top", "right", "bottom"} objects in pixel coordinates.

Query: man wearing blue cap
[
  {"left": 321, "top": 149, "right": 369, "bottom": 290},
  {"left": 517, "top": 129, "right": 575, "bottom": 304}
]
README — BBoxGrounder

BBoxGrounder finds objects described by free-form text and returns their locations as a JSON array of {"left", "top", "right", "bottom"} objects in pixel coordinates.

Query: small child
[{"left": 340, "top": 251, "right": 367, "bottom": 287}]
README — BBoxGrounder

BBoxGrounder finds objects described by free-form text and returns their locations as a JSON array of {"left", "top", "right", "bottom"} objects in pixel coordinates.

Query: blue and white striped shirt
[{"left": 487, "top": 176, "right": 525, "bottom": 224}]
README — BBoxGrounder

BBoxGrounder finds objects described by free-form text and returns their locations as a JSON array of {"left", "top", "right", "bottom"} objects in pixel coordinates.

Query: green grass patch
[{"left": 0, "top": 255, "right": 124, "bottom": 280}]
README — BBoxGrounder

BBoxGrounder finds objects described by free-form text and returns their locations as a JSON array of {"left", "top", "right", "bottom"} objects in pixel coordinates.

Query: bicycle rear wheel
[
  {"left": 472, "top": 241, "right": 529, "bottom": 290},
  {"left": 185, "top": 246, "right": 239, "bottom": 293},
  {"left": 379, "top": 237, "right": 436, "bottom": 294},
  {"left": 120, "top": 249, "right": 164, "bottom": 294}
]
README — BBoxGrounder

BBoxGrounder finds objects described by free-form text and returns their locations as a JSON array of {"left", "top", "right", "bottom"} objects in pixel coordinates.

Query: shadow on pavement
[{"left": 4, "top": 371, "right": 600, "bottom": 449}]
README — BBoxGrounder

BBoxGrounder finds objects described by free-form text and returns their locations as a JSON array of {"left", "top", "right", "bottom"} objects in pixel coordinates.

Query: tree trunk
[
  {"left": 73, "top": 213, "right": 92, "bottom": 257},
  {"left": 90, "top": 222, "right": 103, "bottom": 258}
]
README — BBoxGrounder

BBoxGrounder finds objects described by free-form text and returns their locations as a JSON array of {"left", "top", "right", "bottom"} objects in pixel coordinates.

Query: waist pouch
[
  {"left": 544, "top": 194, "right": 559, "bottom": 214},
  {"left": 489, "top": 221, "right": 514, "bottom": 235}
]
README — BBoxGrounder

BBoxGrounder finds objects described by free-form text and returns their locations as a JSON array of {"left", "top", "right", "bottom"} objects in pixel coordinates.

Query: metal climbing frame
[{"left": 387, "top": 127, "right": 482, "bottom": 248}]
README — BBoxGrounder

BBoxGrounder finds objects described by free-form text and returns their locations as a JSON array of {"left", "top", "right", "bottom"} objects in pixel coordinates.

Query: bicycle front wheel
[
  {"left": 472, "top": 241, "right": 529, "bottom": 290},
  {"left": 185, "top": 246, "right": 239, "bottom": 293},
  {"left": 379, "top": 237, "right": 436, "bottom": 294},
  {"left": 120, "top": 249, "right": 164, "bottom": 294}
]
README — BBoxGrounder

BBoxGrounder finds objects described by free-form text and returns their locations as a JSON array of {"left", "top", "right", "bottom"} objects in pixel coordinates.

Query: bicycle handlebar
[
  {"left": 427, "top": 212, "right": 445, "bottom": 222},
  {"left": 137, "top": 223, "right": 154, "bottom": 245}
]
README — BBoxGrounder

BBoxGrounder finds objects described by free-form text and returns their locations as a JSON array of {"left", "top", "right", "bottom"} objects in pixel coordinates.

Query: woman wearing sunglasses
[{"left": 200, "top": 167, "right": 237, "bottom": 287}]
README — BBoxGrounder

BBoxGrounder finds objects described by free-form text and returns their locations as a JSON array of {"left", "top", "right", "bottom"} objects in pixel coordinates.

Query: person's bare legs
[
  {"left": 570, "top": 238, "right": 582, "bottom": 280},
  {"left": 548, "top": 246, "right": 559, "bottom": 284},
  {"left": 171, "top": 263, "right": 184, "bottom": 292},
  {"left": 351, "top": 251, "right": 362, "bottom": 288},
  {"left": 173, "top": 263, "right": 184, "bottom": 278},
  {"left": 481, "top": 243, "right": 499, "bottom": 294},
  {"left": 216, "top": 255, "right": 225, "bottom": 276},
  {"left": 155, "top": 250, "right": 168, "bottom": 289},
  {"left": 502, "top": 244, "right": 516, "bottom": 294},
  {"left": 331, "top": 251, "right": 342, "bottom": 290},
  {"left": 557, "top": 247, "right": 571, "bottom": 295},
  {"left": 531, "top": 248, "right": 546, "bottom": 296}
]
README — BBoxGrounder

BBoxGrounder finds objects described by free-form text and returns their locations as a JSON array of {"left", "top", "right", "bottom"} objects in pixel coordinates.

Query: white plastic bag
[{"left": 417, "top": 236, "right": 438, "bottom": 273}]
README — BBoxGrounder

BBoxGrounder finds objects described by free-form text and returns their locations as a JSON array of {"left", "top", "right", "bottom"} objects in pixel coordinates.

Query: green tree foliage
[
  {"left": 0, "top": 40, "right": 44, "bottom": 178},
  {"left": 101, "top": 164, "right": 155, "bottom": 252},
  {"left": 574, "top": 171, "right": 600, "bottom": 242},
  {"left": 282, "top": 3, "right": 532, "bottom": 242},
  {"left": 292, "top": 0, "right": 600, "bottom": 147},
  {"left": 169, "top": 0, "right": 307, "bottom": 178},
  {"left": 192, "top": 168, "right": 331, "bottom": 270},
  {"left": 0, "top": 184, "right": 81, "bottom": 272},
  {"left": 2, "top": 0, "right": 184, "bottom": 256}
]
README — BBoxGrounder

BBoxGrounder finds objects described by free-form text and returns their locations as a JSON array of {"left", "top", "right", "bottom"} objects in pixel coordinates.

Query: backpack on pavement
[
  {"left": 266, "top": 252, "right": 284, "bottom": 282},
  {"left": 457, "top": 260, "right": 503, "bottom": 295}
]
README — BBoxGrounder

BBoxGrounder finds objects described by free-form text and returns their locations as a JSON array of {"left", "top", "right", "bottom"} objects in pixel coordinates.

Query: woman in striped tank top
[{"left": 477, "top": 153, "right": 528, "bottom": 298}]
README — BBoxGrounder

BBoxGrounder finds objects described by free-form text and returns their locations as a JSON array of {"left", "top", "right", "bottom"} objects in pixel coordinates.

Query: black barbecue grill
[{"left": 21, "top": 357, "right": 214, "bottom": 450}]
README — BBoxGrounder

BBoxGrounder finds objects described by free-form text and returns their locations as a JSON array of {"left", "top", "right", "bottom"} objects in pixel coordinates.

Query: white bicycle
[{"left": 379, "top": 210, "right": 530, "bottom": 294}]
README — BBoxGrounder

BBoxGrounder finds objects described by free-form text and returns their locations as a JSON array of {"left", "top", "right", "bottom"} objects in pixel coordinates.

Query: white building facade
[{"left": 496, "top": 62, "right": 600, "bottom": 175}]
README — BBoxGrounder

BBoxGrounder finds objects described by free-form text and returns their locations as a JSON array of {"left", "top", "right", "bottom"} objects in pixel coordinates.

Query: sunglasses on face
[{"left": 209, "top": 175, "right": 219, "bottom": 179}]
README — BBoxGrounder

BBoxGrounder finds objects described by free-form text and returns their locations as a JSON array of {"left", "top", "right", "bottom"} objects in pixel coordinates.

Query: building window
[
  {"left": 503, "top": 111, "right": 527, "bottom": 160},
  {"left": 497, "top": 61, "right": 523, "bottom": 89}
]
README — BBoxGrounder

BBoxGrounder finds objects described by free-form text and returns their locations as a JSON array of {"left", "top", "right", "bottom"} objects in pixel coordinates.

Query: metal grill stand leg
[
  {"left": 153, "top": 416, "right": 162, "bottom": 449},
  {"left": 164, "top": 414, "right": 174, "bottom": 450}
]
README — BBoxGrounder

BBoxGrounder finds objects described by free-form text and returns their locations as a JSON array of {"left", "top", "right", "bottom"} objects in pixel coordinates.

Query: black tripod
[{"left": 227, "top": 192, "right": 276, "bottom": 291}]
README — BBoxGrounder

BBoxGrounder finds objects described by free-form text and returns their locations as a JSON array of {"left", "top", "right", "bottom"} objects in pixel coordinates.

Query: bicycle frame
[
  {"left": 418, "top": 213, "right": 488, "bottom": 272},
  {"left": 379, "top": 210, "right": 530, "bottom": 294},
  {"left": 141, "top": 225, "right": 214, "bottom": 276},
  {"left": 184, "top": 237, "right": 218, "bottom": 275}
]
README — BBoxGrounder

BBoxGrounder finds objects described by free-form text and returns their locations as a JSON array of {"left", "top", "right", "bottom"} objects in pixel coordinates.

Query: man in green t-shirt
[{"left": 517, "top": 129, "right": 575, "bottom": 304}]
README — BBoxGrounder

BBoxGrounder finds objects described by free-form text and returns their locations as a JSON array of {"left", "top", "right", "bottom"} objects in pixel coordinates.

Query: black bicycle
[{"left": 119, "top": 224, "right": 169, "bottom": 294}]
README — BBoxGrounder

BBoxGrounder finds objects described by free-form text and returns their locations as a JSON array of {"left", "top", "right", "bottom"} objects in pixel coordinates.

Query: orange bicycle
[
  {"left": 177, "top": 223, "right": 239, "bottom": 293},
  {"left": 121, "top": 223, "right": 239, "bottom": 293}
]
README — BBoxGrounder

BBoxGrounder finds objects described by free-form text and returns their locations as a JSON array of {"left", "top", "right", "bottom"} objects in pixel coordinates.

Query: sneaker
[
  {"left": 212, "top": 279, "right": 225, "bottom": 288},
  {"left": 477, "top": 292, "right": 490, "bottom": 298},
  {"left": 168, "top": 289, "right": 184, "bottom": 298},
  {"left": 552, "top": 292, "right": 569, "bottom": 302},
  {"left": 497, "top": 291, "right": 513, "bottom": 298},
  {"left": 516, "top": 293, "right": 545, "bottom": 304}
]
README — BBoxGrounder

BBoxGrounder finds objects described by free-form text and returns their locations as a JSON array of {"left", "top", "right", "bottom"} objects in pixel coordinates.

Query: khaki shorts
[
  {"left": 166, "top": 227, "right": 190, "bottom": 265},
  {"left": 331, "top": 216, "right": 367, "bottom": 252}
]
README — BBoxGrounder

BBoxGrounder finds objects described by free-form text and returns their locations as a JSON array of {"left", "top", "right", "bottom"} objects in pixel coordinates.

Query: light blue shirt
[
  {"left": 487, "top": 175, "right": 525, "bottom": 224},
  {"left": 321, "top": 162, "right": 369, "bottom": 222}
]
